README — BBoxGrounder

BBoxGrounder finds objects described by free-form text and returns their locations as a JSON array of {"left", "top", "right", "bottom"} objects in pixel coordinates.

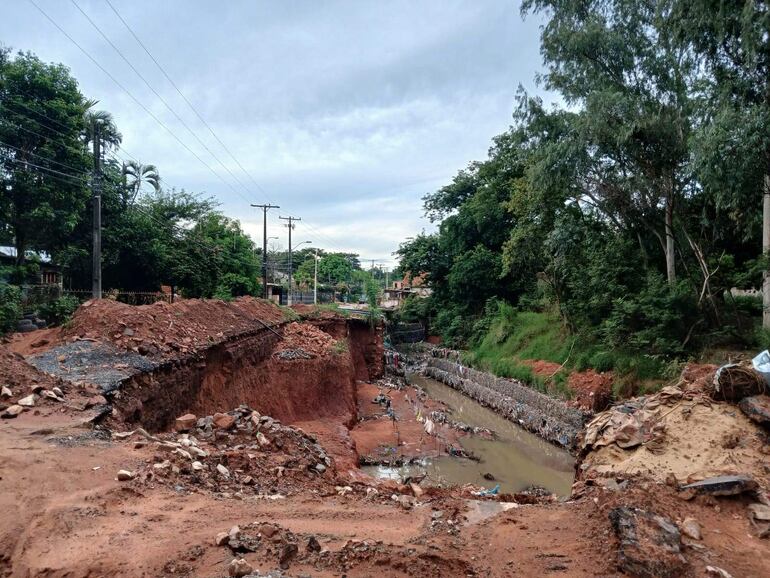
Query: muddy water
[{"left": 362, "top": 373, "right": 575, "bottom": 496}]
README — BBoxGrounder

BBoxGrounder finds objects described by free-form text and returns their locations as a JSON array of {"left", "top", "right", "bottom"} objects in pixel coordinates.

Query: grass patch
[
  {"left": 467, "top": 305, "right": 668, "bottom": 395},
  {"left": 332, "top": 339, "right": 349, "bottom": 354},
  {"left": 281, "top": 306, "right": 300, "bottom": 322}
]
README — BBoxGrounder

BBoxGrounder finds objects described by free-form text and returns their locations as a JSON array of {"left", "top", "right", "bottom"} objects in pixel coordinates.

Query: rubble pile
[
  {"left": 0, "top": 346, "right": 103, "bottom": 419},
  {"left": 116, "top": 404, "right": 336, "bottom": 497},
  {"left": 428, "top": 409, "right": 495, "bottom": 438},
  {"left": 61, "top": 297, "right": 286, "bottom": 359},
  {"left": 273, "top": 322, "right": 337, "bottom": 358}
]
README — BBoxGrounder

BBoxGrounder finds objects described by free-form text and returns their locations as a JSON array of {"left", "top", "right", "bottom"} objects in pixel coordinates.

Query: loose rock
[
  {"left": 213, "top": 412, "right": 236, "bottom": 430},
  {"left": 117, "top": 470, "right": 135, "bottom": 481},
  {"left": 228, "top": 557, "right": 254, "bottom": 577},
  {"left": 17, "top": 394, "right": 36, "bottom": 407},
  {"left": 0, "top": 386, "right": 11, "bottom": 398},
  {"left": 680, "top": 475, "right": 757, "bottom": 496},
  {"left": 215, "top": 532, "right": 230, "bottom": 546},
  {"left": 609, "top": 507, "right": 687, "bottom": 578},
  {"left": 175, "top": 413, "right": 197, "bottom": 432},
  {"left": 1, "top": 404, "right": 24, "bottom": 418},
  {"left": 680, "top": 517, "right": 701, "bottom": 540}
]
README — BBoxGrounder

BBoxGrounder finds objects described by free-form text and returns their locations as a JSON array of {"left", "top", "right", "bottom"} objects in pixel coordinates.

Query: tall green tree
[
  {"left": 675, "top": 0, "right": 770, "bottom": 324},
  {"left": 523, "top": 0, "right": 697, "bottom": 284},
  {"left": 0, "top": 49, "right": 91, "bottom": 264}
]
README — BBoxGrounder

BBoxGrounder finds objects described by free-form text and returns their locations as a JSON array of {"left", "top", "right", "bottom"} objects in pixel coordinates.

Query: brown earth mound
[
  {"left": 61, "top": 297, "right": 286, "bottom": 358},
  {"left": 274, "top": 321, "right": 337, "bottom": 357},
  {"left": 568, "top": 369, "right": 614, "bottom": 412}
]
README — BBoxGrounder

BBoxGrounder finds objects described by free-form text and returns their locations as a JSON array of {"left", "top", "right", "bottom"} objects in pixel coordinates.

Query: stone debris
[
  {"left": 116, "top": 405, "right": 336, "bottom": 497},
  {"left": 117, "top": 470, "right": 135, "bottom": 481},
  {"left": 609, "top": 507, "right": 687, "bottom": 578},
  {"left": 679, "top": 517, "right": 701, "bottom": 540},
  {"left": 1, "top": 386, "right": 11, "bottom": 398},
  {"left": 17, "top": 394, "right": 36, "bottom": 407},
  {"left": 1, "top": 405, "right": 24, "bottom": 418},
  {"left": 706, "top": 566, "right": 734, "bottom": 578},
  {"left": 175, "top": 413, "right": 197, "bottom": 432},
  {"left": 738, "top": 395, "right": 770, "bottom": 426},
  {"left": 228, "top": 557, "right": 254, "bottom": 577}
]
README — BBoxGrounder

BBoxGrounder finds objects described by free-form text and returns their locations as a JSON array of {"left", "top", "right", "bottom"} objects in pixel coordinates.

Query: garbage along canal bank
[{"left": 362, "top": 373, "right": 575, "bottom": 496}]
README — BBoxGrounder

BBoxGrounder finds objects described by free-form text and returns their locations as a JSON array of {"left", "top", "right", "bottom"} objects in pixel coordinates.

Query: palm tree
[
  {"left": 82, "top": 102, "right": 122, "bottom": 152},
  {"left": 122, "top": 160, "right": 161, "bottom": 204}
]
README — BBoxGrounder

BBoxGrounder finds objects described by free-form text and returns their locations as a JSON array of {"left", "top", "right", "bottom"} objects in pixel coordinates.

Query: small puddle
[{"left": 362, "top": 373, "right": 575, "bottom": 496}]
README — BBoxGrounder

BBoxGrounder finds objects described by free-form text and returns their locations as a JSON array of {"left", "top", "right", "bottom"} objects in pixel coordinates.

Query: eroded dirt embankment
[{"left": 110, "top": 315, "right": 382, "bottom": 434}]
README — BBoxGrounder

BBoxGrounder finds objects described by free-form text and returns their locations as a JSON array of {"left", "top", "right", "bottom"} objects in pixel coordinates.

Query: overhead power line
[{"left": 28, "top": 0, "right": 257, "bottom": 208}]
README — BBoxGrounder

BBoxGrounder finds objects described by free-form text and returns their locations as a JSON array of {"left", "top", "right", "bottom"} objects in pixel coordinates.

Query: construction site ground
[{"left": 1, "top": 298, "right": 769, "bottom": 577}]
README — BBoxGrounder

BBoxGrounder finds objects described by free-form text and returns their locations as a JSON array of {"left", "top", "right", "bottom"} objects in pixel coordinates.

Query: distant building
[{"left": 0, "top": 246, "right": 62, "bottom": 286}]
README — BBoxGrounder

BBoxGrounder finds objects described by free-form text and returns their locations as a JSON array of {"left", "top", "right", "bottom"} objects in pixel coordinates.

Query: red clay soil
[
  {"left": 2, "top": 411, "right": 769, "bottom": 577},
  {"left": 524, "top": 360, "right": 613, "bottom": 412},
  {"left": 59, "top": 297, "right": 286, "bottom": 359},
  {"left": 273, "top": 322, "right": 337, "bottom": 356},
  {"left": 568, "top": 369, "right": 614, "bottom": 412},
  {"left": 525, "top": 359, "right": 563, "bottom": 377}
]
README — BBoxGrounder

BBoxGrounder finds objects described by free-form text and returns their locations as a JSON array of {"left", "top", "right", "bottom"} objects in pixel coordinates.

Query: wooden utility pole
[
  {"left": 279, "top": 215, "right": 300, "bottom": 305},
  {"left": 251, "top": 203, "right": 279, "bottom": 300},
  {"left": 92, "top": 121, "right": 102, "bottom": 299},
  {"left": 313, "top": 249, "right": 319, "bottom": 305}
]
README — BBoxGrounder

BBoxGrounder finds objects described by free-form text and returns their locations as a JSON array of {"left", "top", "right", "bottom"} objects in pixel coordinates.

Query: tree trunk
[
  {"left": 14, "top": 229, "right": 25, "bottom": 267},
  {"left": 762, "top": 175, "right": 770, "bottom": 328},
  {"left": 665, "top": 194, "right": 676, "bottom": 284}
]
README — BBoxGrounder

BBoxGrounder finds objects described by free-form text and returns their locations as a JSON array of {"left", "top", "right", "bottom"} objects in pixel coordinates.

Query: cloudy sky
[{"left": 1, "top": 0, "right": 549, "bottom": 267}]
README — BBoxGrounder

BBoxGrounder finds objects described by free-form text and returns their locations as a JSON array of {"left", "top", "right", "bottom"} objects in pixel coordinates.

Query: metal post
[
  {"left": 92, "top": 121, "right": 102, "bottom": 299},
  {"left": 313, "top": 249, "right": 318, "bottom": 305},
  {"left": 279, "top": 215, "right": 301, "bottom": 305}
]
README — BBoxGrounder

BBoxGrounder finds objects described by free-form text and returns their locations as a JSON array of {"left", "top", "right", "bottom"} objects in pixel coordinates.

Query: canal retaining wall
[{"left": 399, "top": 345, "right": 590, "bottom": 450}]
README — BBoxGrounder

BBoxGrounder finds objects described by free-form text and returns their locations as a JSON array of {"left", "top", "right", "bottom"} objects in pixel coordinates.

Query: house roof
[{"left": 0, "top": 246, "right": 53, "bottom": 263}]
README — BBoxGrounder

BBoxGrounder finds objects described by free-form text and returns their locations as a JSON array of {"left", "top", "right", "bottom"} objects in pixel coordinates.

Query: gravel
[{"left": 27, "top": 340, "right": 157, "bottom": 394}]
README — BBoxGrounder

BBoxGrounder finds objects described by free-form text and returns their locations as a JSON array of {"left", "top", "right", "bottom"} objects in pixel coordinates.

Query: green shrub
[
  {"left": 0, "top": 283, "right": 22, "bottom": 334},
  {"left": 38, "top": 295, "right": 80, "bottom": 326}
]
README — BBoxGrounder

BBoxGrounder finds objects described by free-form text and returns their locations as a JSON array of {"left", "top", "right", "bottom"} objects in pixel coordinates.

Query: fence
[
  {"left": 20, "top": 284, "right": 172, "bottom": 311},
  {"left": 284, "top": 291, "right": 335, "bottom": 305},
  {"left": 388, "top": 322, "right": 426, "bottom": 344}
]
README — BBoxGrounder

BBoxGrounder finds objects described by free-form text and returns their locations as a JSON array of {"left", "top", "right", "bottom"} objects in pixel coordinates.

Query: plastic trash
[
  {"left": 752, "top": 350, "right": 770, "bottom": 386},
  {"left": 473, "top": 484, "right": 501, "bottom": 497}
]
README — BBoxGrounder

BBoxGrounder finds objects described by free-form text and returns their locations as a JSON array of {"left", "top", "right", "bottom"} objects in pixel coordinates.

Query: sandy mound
[{"left": 580, "top": 365, "right": 770, "bottom": 486}]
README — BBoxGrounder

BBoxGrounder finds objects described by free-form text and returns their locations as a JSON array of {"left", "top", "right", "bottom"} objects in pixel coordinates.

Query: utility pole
[
  {"left": 313, "top": 248, "right": 319, "bottom": 305},
  {"left": 251, "top": 204, "right": 280, "bottom": 300},
  {"left": 279, "top": 215, "right": 300, "bottom": 305},
  {"left": 92, "top": 121, "right": 102, "bottom": 299}
]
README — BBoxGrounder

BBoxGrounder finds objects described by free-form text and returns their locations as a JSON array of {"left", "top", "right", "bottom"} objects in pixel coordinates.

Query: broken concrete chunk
[
  {"left": 216, "top": 464, "right": 230, "bottom": 478},
  {"left": 214, "top": 532, "right": 229, "bottom": 546},
  {"left": 17, "top": 394, "right": 36, "bottom": 407},
  {"left": 609, "top": 507, "right": 687, "bottom": 578},
  {"left": 228, "top": 557, "right": 253, "bottom": 577},
  {"left": 52, "top": 386, "right": 63, "bottom": 397},
  {"left": 680, "top": 475, "right": 758, "bottom": 496},
  {"left": 1, "top": 404, "right": 24, "bottom": 418},
  {"left": 117, "top": 470, "right": 135, "bottom": 481},
  {"left": 174, "top": 413, "right": 197, "bottom": 432},
  {"left": 0, "top": 386, "right": 12, "bottom": 399},
  {"left": 191, "top": 461, "right": 204, "bottom": 471},
  {"left": 738, "top": 395, "right": 770, "bottom": 426}
]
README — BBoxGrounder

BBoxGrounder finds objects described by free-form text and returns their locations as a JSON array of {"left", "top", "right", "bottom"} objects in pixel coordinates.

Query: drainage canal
[{"left": 362, "top": 373, "right": 575, "bottom": 496}]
